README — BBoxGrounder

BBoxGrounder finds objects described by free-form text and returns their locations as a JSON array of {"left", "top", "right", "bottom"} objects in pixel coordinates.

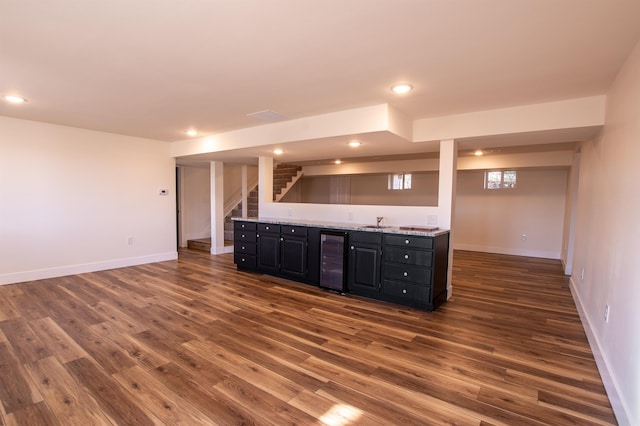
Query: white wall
[
  {"left": 454, "top": 169, "right": 568, "bottom": 259},
  {"left": 284, "top": 172, "right": 439, "bottom": 206},
  {"left": 570, "top": 39, "right": 640, "bottom": 426},
  {"left": 179, "top": 166, "right": 211, "bottom": 246},
  {"left": 0, "top": 117, "right": 177, "bottom": 285}
]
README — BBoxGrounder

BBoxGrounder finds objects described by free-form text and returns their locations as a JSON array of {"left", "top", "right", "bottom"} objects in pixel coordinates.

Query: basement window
[
  {"left": 388, "top": 173, "right": 412, "bottom": 190},
  {"left": 484, "top": 170, "right": 517, "bottom": 189}
]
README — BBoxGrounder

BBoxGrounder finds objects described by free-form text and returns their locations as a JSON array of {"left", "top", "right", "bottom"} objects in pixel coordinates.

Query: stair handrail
[{"left": 224, "top": 179, "right": 258, "bottom": 218}]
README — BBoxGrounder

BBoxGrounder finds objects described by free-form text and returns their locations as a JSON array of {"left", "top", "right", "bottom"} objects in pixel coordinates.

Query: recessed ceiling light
[
  {"left": 185, "top": 129, "right": 198, "bottom": 137},
  {"left": 391, "top": 84, "right": 413, "bottom": 94},
  {"left": 348, "top": 140, "right": 361, "bottom": 147},
  {"left": 3, "top": 95, "right": 27, "bottom": 104},
  {"left": 474, "top": 150, "right": 484, "bottom": 156},
  {"left": 334, "top": 159, "right": 342, "bottom": 165},
  {"left": 273, "top": 148, "right": 284, "bottom": 155}
]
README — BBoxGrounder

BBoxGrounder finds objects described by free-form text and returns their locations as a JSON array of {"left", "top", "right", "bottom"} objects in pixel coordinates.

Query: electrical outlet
[
  {"left": 127, "top": 236, "right": 134, "bottom": 245},
  {"left": 521, "top": 234, "right": 527, "bottom": 241},
  {"left": 580, "top": 268, "right": 585, "bottom": 280},
  {"left": 427, "top": 215, "right": 437, "bottom": 225},
  {"left": 604, "top": 305, "right": 610, "bottom": 323}
]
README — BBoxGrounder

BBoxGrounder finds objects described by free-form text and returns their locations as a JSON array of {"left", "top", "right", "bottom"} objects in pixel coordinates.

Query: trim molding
[
  {"left": 453, "top": 243, "right": 560, "bottom": 259},
  {"left": 211, "top": 245, "right": 234, "bottom": 255},
  {"left": 569, "top": 276, "right": 629, "bottom": 425},
  {"left": 0, "top": 252, "right": 178, "bottom": 286}
]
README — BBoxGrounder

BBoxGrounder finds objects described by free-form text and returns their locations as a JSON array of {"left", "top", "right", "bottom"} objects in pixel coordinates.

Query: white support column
[
  {"left": 241, "top": 164, "right": 248, "bottom": 218},
  {"left": 258, "top": 157, "right": 274, "bottom": 214},
  {"left": 438, "top": 139, "right": 458, "bottom": 299},
  {"left": 210, "top": 161, "right": 225, "bottom": 254}
]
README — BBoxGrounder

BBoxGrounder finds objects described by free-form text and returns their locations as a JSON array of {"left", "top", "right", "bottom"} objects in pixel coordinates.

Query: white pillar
[
  {"left": 241, "top": 164, "right": 248, "bottom": 218},
  {"left": 210, "top": 161, "right": 225, "bottom": 254},
  {"left": 438, "top": 139, "right": 457, "bottom": 298},
  {"left": 258, "top": 157, "right": 274, "bottom": 214}
]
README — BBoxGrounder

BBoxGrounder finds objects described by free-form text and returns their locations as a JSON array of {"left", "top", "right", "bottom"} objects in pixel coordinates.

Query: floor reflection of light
[{"left": 319, "top": 403, "right": 363, "bottom": 425}]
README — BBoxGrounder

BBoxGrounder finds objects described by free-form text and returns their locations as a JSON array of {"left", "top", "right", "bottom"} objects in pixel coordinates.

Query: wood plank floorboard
[{"left": 0, "top": 249, "right": 617, "bottom": 425}]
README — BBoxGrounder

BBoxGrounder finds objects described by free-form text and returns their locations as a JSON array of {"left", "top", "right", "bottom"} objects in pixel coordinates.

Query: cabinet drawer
[
  {"left": 383, "top": 234, "right": 433, "bottom": 249},
  {"left": 349, "top": 231, "right": 382, "bottom": 245},
  {"left": 236, "top": 231, "right": 256, "bottom": 242},
  {"left": 382, "top": 280, "right": 430, "bottom": 301},
  {"left": 281, "top": 225, "right": 307, "bottom": 236},
  {"left": 383, "top": 247, "right": 433, "bottom": 267},
  {"left": 235, "top": 242, "right": 256, "bottom": 255},
  {"left": 234, "top": 221, "right": 257, "bottom": 231},
  {"left": 382, "top": 263, "right": 431, "bottom": 285},
  {"left": 257, "top": 223, "right": 280, "bottom": 234},
  {"left": 234, "top": 253, "right": 256, "bottom": 268}
]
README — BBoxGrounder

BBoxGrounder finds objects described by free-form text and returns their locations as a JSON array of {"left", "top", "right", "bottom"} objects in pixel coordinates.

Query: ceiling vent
[{"left": 247, "top": 109, "right": 288, "bottom": 122}]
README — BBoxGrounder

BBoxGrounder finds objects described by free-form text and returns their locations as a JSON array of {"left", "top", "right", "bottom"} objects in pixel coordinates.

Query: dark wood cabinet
[
  {"left": 233, "top": 219, "right": 449, "bottom": 311},
  {"left": 380, "top": 233, "right": 449, "bottom": 311},
  {"left": 233, "top": 221, "right": 257, "bottom": 270},
  {"left": 280, "top": 225, "right": 307, "bottom": 279},
  {"left": 306, "top": 228, "right": 321, "bottom": 285},
  {"left": 256, "top": 223, "right": 280, "bottom": 273},
  {"left": 234, "top": 222, "right": 311, "bottom": 281},
  {"left": 347, "top": 232, "right": 382, "bottom": 297}
]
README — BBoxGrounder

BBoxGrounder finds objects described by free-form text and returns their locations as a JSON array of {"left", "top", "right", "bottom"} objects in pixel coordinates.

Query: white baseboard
[
  {"left": 569, "top": 276, "right": 630, "bottom": 425},
  {"left": 0, "top": 252, "right": 178, "bottom": 286},
  {"left": 453, "top": 243, "right": 560, "bottom": 259},
  {"left": 211, "top": 245, "right": 234, "bottom": 255}
]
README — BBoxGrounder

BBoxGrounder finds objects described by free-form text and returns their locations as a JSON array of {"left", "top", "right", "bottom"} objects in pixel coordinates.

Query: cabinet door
[
  {"left": 281, "top": 235, "right": 307, "bottom": 279},
  {"left": 257, "top": 233, "right": 280, "bottom": 273},
  {"left": 347, "top": 243, "right": 381, "bottom": 296},
  {"left": 305, "top": 228, "right": 321, "bottom": 285}
]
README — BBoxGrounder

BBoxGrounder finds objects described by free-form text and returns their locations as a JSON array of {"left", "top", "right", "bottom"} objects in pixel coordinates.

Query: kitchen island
[{"left": 232, "top": 218, "right": 449, "bottom": 311}]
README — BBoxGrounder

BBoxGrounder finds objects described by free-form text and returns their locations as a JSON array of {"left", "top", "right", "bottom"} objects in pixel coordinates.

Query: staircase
[
  {"left": 273, "top": 163, "right": 302, "bottom": 201},
  {"left": 223, "top": 186, "right": 258, "bottom": 242},
  {"left": 189, "top": 164, "right": 302, "bottom": 251}
]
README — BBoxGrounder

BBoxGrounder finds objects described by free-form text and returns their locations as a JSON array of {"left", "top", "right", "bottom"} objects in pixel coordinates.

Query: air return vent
[{"left": 247, "top": 109, "right": 288, "bottom": 122}]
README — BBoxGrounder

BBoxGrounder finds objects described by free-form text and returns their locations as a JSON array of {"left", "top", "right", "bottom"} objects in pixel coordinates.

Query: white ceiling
[{"left": 2, "top": 1, "right": 640, "bottom": 162}]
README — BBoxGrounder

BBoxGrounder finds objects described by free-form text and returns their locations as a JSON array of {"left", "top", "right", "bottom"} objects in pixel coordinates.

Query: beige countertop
[{"left": 232, "top": 217, "right": 449, "bottom": 237}]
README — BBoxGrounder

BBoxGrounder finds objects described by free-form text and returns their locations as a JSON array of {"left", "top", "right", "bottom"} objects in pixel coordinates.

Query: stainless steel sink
[{"left": 361, "top": 225, "right": 391, "bottom": 229}]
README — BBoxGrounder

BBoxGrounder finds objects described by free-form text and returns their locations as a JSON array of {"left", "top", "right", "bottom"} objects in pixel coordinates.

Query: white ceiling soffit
[{"left": 173, "top": 97, "right": 604, "bottom": 164}]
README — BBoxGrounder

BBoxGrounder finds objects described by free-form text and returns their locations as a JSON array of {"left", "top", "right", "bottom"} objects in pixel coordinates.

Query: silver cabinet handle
[
  {"left": 404, "top": 254, "right": 409, "bottom": 259},
  {"left": 241, "top": 234, "right": 245, "bottom": 238},
  {"left": 405, "top": 239, "right": 410, "bottom": 245},
  {"left": 351, "top": 245, "right": 355, "bottom": 250},
  {"left": 266, "top": 226, "right": 270, "bottom": 230},
  {"left": 291, "top": 229, "right": 295, "bottom": 233},
  {"left": 403, "top": 272, "right": 408, "bottom": 277},
  {"left": 402, "top": 289, "right": 407, "bottom": 294}
]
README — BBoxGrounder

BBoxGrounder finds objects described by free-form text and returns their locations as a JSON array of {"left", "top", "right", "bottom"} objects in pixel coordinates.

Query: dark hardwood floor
[{"left": 0, "top": 249, "right": 616, "bottom": 425}]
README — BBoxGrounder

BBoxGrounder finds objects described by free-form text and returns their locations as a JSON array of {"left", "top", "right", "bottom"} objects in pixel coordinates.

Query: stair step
[{"left": 187, "top": 238, "right": 211, "bottom": 253}]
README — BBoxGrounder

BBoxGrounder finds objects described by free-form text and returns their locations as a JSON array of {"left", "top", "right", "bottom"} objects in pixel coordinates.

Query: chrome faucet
[{"left": 376, "top": 216, "right": 384, "bottom": 228}]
